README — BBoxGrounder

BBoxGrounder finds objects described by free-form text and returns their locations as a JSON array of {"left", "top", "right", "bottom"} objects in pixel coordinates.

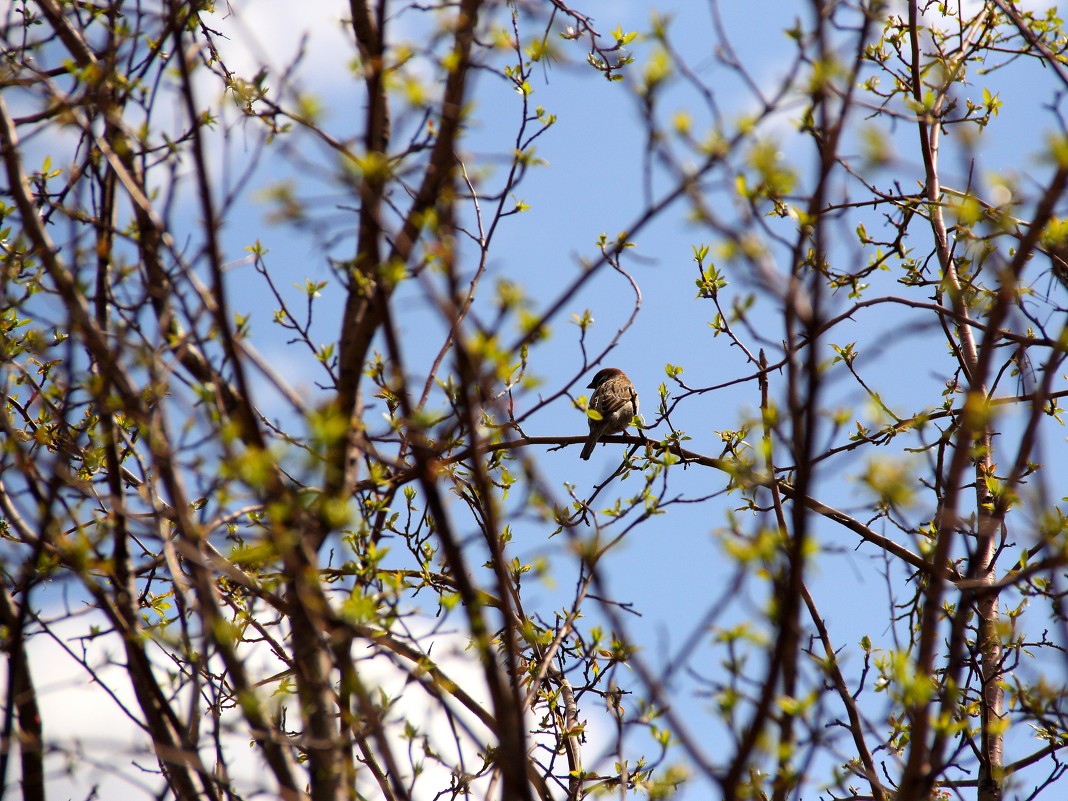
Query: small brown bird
[{"left": 580, "top": 367, "right": 639, "bottom": 460}]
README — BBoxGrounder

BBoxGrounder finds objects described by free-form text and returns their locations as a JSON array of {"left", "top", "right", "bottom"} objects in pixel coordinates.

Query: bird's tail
[{"left": 580, "top": 435, "right": 598, "bottom": 460}]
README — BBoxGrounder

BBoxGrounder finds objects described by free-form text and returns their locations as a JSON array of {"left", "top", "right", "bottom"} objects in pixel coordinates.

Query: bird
[{"left": 580, "top": 367, "right": 638, "bottom": 460}]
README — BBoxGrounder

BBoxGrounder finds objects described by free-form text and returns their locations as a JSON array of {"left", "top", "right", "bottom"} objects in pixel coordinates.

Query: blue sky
[
  {"left": 8, "top": 0, "right": 1068, "bottom": 798},
  {"left": 206, "top": 0, "right": 1067, "bottom": 795}
]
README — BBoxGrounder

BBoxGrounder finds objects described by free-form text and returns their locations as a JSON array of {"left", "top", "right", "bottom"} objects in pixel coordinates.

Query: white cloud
[
  {"left": 8, "top": 605, "right": 582, "bottom": 799},
  {"left": 209, "top": 0, "right": 352, "bottom": 88}
]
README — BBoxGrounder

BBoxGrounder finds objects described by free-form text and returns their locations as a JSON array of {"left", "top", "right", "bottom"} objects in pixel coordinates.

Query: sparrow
[{"left": 580, "top": 367, "right": 639, "bottom": 460}]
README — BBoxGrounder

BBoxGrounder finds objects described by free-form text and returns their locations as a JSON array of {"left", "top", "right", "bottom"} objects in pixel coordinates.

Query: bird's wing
[{"left": 602, "top": 382, "right": 637, "bottom": 418}]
